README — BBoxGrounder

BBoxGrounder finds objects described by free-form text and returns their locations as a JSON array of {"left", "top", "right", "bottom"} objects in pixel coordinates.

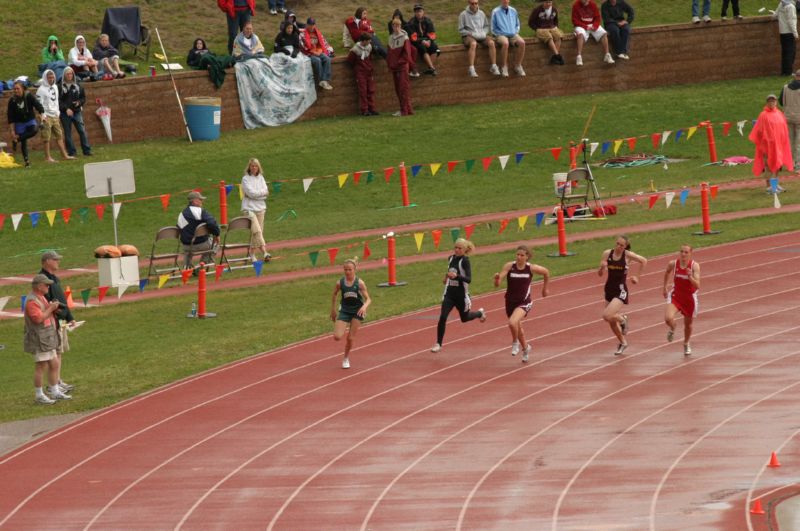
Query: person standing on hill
[
  {"left": 774, "top": 0, "right": 799, "bottom": 75},
  {"left": 218, "top": 0, "right": 255, "bottom": 54},
  {"left": 347, "top": 33, "right": 379, "bottom": 116},
  {"left": 387, "top": 17, "right": 415, "bottom": 116}
]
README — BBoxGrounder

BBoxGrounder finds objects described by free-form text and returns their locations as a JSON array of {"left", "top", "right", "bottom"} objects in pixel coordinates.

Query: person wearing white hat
[{"left": 178, "top": 191, "right": 221, "bottom": 269}]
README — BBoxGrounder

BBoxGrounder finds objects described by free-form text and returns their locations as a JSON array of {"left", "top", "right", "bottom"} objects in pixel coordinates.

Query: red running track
[{"left": 2, "top": 232, "right": 800, "bottom": 530}]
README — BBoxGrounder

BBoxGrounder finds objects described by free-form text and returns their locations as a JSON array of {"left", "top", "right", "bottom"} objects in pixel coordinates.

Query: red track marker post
[
  {"left": 378, "top": 232, "right": 407, "bottom": 287},
  {"left": 569, "top": 144, "right": 577, "bottom": 170},
  {"left": 219, "top": 180, "right": 228, "bottom": 226},
  {"left": 548, "top": 208, "right": 576, "bottom": 257},
  {"left": 399, "top": 163, "right": 411, "bottom": 207},
  {"left": 702, "top": 121, "right": 718, "bottom": 163},
  {"left": 693, "top": 182, "right": 721, "bottom": 235},
  {"left": 193, "top": 263, "right": 217, "bottom": 318},
  {"left": 750, "top": 498, "right": 765, "bottom": 515}
]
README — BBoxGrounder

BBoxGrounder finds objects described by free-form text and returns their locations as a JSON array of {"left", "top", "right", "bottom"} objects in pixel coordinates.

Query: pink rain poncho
[{"left": 749, "top": 106, "right": 794, "bottom": 175}]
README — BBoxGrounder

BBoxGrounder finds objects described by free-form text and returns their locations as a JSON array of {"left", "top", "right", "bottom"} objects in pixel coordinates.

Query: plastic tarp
[{"left": 101, "top": 7, "right": 142, "bottom": 48}]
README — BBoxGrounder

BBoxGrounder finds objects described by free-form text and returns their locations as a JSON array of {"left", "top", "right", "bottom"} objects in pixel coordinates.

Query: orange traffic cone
[
  {"left": 750, "top": 499, "right": 765, "bottom": 515},
  {"left": 65, "top": 286, "right": 76, "bottom": 309},
  {"left": 768, "top": 451, "right": 781, "bottom": 468}
]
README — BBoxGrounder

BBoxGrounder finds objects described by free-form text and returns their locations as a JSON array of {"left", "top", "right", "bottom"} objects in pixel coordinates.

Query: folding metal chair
[
  {"left": 183, "top": 223, "right": 218, "bottom": 271},
  {"left": 219, "top": 216, "right": 254, "bottom": 271},
  {"left": 146, "top": 226, "right": 181, "bottom": 278},
  {"left": 101, "top": 6, "right": 151, "bottom": 62}
]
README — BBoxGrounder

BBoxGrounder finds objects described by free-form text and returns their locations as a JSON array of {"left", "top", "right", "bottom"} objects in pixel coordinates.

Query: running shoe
[
  {"left": 667, "top": 329, "right": 674, "bottom": 342},
  {"left": 59, "top": 381, "right": 75, "bottom": 393},
  {"left": 621, "top": 315, "right": 628, "bottom": 335},
  {"left": 35, "top": 394, "right": 55, "bottom": 405},
  {"left": 431, "top": 344, "right": 441, "bottom": 353},
  {"left": 614, "top": 343, "right": 628, "bottom": 356},
  {"left": 342, "top": 358, "right": 350, "bottom": 369},
  {"left": 510, "top": 342, "right": 520, "bottom": 356},
  {"left": 522, "top": 344, "right": 532, "bottom": 363},
  {"left": 684, "top": 344, "right": 692, "bottom": 356},
  {"left": 478, "top": 308, "right": 487, "bottom": 323},
  {"left": 50, "top": 389, "right": 72, "bottom": 401}
]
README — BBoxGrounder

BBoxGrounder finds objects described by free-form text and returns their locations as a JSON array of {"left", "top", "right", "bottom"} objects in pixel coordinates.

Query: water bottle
[{"left": 190, "top": 302, "right": 197, "bottom": 318}]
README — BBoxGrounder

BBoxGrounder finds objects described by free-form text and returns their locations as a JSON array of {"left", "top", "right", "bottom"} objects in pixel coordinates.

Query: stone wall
[{"left": 2, "top": 17, "right": 787, "bottom": 146}]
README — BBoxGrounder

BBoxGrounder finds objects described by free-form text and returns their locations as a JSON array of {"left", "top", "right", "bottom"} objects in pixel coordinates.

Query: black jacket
[
  {"left": 274, "top": 30, "right": 301, "bottom": 58},
  {"left": 39, "top": 268, "right": 75, "bottom": 325},
  {"left": 7, "top": 92, "right": 44, "bottom": 125},
  {"left": 59, "top": 80, "right": 86, "bottom": 113}
]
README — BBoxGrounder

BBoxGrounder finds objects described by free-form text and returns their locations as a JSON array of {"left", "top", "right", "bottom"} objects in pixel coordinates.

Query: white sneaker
[
  {"left": 614, "top": 343, "right": 628, "bottom": 356},
  {"left": 702, "top": 15, "right": 711, "bottom": 23},
  {"left": 511, "top": 342, "right": 520, "bottom": 356},
  {"left": 36, "top": 394, "right": 55, "bottom": 405},
  {"left": 604, "top": 53, "right": 615, "bottom": 64},
  {"left": 342, "top": 357, "right": 350, "bottom": 369},
  {"left": 270, "top": 8, "right": 278, "bottom": 15},
  {"left": 468, "top": 66, "right": 478, "bottom": 78},
  {"left": 501, "top": 66, "right": 509, "bottom": 77},
  {"left": 576, "top": 55, "right": 583, "bottom": 66},
  {"left": 684, "top": 344, "right": 692, "bottom": 356},
  {"left": 489, "top": 64, "right": 501, "bottom": 76},
  {"left": 617, "top": 53, "right": 630, "bottom": 60},
  {"left": 667, "top": 329, "right": 674, "bottom": 342},
  {"left": 692, "top": 16, "right": 700, "bottom": 23},
  {"left": 478, "top": 308, "right": 487, "bottom": 322},
  {"left": 522, "top": 344, "right": 531, "bottom": 363},
  {"left": 392, "top": 111, "right": 402, "bottom": 117},
  {"left": 319, "top": 80, "right": 333, "bottom": 90},
  {"left": 514, "top": 65, "right": 526, "bottom": 76},
  {"left": 431, "top": 344, "right": 441, "bottom": 353},
  {"left": 59, "top": 382, "right": 74, "bottom": 393},
  {"left": 50, "top": 389, "right": 72, "bottom": 400}
]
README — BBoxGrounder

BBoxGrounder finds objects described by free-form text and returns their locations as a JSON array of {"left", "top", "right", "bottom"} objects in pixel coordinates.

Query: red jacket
[
  {"left": 301, "top": 27, "right": 334, "bottom": 57},
  {"left": 217, "top": 0, "right": 255, "bottom": 19},
  {"left": 345, "top": 16, "right": 375, "bottom": 41},
  {"left": 572, "top": 0, "right": 601, "bottom": 30}
]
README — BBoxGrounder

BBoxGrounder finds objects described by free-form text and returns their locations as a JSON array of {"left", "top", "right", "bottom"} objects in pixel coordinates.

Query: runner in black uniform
[
  {"left": 598, "top": 235, "right": 647, "bottom": 355},
  {"left": 431, "top": 238, "right": 486, "bottom": 353},
  {"left": 494, "top": 245, "right": 550, "bottom": 363},
  {"left": 331, "top": 258, "right": 372, "bottom": 369}
]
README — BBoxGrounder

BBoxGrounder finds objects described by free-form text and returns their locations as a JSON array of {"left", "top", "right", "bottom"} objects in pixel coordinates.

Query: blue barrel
[{"left": 184, "top": 97, "right": 221, "bottom": 141}]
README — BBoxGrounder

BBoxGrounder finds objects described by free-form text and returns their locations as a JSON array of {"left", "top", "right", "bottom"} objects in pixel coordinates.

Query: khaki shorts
[
  {"left": 462, "top": 35, "right": 494, "bottom": 48},
  {"left": 41, "top": 117, "right": 64, "bottom": 141},
  {"left": 32, "top": 349, "right": 57, "bottom": 362},
  {"left": 536, "top": 28, "right": 563, "bottom": 43}
]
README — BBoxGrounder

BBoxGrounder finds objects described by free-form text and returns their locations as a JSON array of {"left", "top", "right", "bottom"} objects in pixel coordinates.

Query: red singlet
[{"left": 668, "top": 259, "right": 698, "bottom": 317}]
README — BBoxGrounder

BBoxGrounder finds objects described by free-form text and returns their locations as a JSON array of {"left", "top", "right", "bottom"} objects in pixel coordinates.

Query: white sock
[{"left": 35, "top": 387, "right": 45, "bottom": 397}]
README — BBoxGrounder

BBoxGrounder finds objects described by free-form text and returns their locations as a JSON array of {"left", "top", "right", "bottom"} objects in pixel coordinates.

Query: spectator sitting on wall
[
  {"left": 345, "top": 7, "right": 388, "bottom": 58},
  {"left": 491, "top": 0, "right": 527, "bottom": 77},
  {"left": 459, "top": 0, "right": 500, "bottom": 77},
  {"left": 40, "top": 35, "right": 68, "bottom": 80},
  {"left": 93, "top": 34, "right": 126, "bottom": 79},
  {"left": 408, "top": 4, "right": 440, "bottom": 76},
  {"left": 233, "top": 21, "right": 266, "bottom": 61},
  {"left": 36, "top": 69, "right": 74, "bottom": 163},
  {"left": 601, "top": 0, "right": 634, "bottom": 60},
  {"left": 347, "top": 32, "right": 379, "bottom": 116},
  {"left": 187, "top": 38, "right": 212, "bottom": 68},
  {"left": 68, "top": 35, "right": 100, "bottom": 81},
  {"left": 284, "top": 10, "right": 304, "bottom": 32},
  {"left": 59, "top": 67, "right": 92, "bottom": 157},
  {"left": 274, "top": 21, "right": 301, "bottom": 58},
  {"left": 529, "top": 0, "right": 565, "bottom": 65},
  {"left": 572, "top": 0, "right": 614, "bottom": 66},
  {"left": 301, "top": 18, "right": 334, "bottom": 90}
]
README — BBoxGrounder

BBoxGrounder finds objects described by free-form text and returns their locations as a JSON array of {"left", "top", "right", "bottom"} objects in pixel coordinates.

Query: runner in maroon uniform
[
  {"left": 663, "top": 244, "right": 700, "bottom": 356},
  {"left": 494, "top": 245, "right": 550, "bottom": 363},
  {"left": 598, "top": 235, "right": 647, "bottom": 355}
]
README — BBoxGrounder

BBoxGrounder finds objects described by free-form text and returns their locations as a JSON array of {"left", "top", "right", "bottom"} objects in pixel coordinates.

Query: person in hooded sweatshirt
[
  {"left": 7, "top": 80, "right": 45, "bottom": 167},
  {"left": 274, "top": 21, "right": 301, "bottom": 58},
  {"left": 780, "top": 69, "right": 800, "bottom": 165},
  {"left": 36, "top": 70, "right": 74, "bottom": 163},
  {"left": 774, "top": 0, "right": 798, "bottom": 75},
  {"left": 59, "top": 66, "right": 92, "bottom": 157},
  {"left": 41, "top": 35, "right": 65, "bottom": 64},
  {"left": 347, "top": 33, "right": 378, "bottom": 115},
  {"left": 187, "top": 38, "right": 211, "bottom": 68},
  {"left": 387, "top": 17, "right": 415, "bottom": 116},
  {"left": 68, "top": 35, "right": 100, "bottom": 80},
  {"left": 92, "top": 34, "right": 125, "bottom": 79}
]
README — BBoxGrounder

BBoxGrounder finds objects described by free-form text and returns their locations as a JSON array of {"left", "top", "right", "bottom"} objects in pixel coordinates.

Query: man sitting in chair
[{"left": 177, "top": 191, "right": 220, "bottom": 270}]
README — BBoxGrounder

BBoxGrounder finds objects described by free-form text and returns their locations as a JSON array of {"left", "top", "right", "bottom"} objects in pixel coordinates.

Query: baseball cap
[
  {"left": 32, "top": 273, "right": 54, "bottom": 285},
  {"left": 187, "top": 191, "right": 206, "bottom": 201},
  {"left": 414, "top": 4, "right": 424, "bottom": 11},
  {"left": 41, "top": 250, "right": 63, "bottom": 261},
  {"left": 767, "top": 94, "right": 778, "bottom": 101},
  {"left": 307, "top": 17, "right": 316, "bottom": 25}
]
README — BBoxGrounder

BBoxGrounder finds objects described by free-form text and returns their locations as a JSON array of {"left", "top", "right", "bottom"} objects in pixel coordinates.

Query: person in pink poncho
[{"left": 749, "top": 94, "right": 792, "bottom": 193}]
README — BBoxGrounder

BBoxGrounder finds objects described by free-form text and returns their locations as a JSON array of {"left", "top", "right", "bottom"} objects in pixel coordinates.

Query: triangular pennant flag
[
  {"left": 362, "top": 241, "right": 371, "bottom": 260},
  {"left": 78, "top": 207, "right": 89, "bottom": 222},
  {"left": 303, "top": 178, "right": 314, "bottom": 193},
  {"left": 159, "top": 193, "right": 171, "bottom": 212},
  {"left": 687, "top": 126, "right": 698, "bottom": 140},
  {"left": 482, "top": 156, "right": 493, "bottom": 171},
  {"left": 384, "top": 167, "right": 394, "bottom": 182},
  {"left": 737, "top": 120, "right": 746, "bottom": 136},
  {"left": 586, "top": 142, "right": 597, "bottom": 157},
  {"left": 550, "top": 147, "right": 562, "bottom": 161},
  {"left": 535, "top": 211, "right": 545, "bottom": 227},
  {"left": 95, "top": 204, "right": 105, "bottom": 220},
  {"left": 225, "top": 184, "right": 234, "bottom": 195},
  {"left": 431, "top": 229, "right": 442, "bottom": 249},
  {"left": 498, "top": 219, "right": 509, "bottom": 234},
  {"left": 450, "top": 228, "right": 460, "bottom": 242},
  {"left": 353, "top": 171, "right": 362, "bottom": 185},
  {"left": 117, "top": 283, "right": 129, "bottom": 299},
  {"left": 158, "top": 274, "right": 170, "bottom": 288},
  {"left": 12, "top": 213, "right": 23, "bottom": 231},
  {"left": 651, "top": 133, "right": 661, "bottom": 150},
  {"left": 566, "top": 206, "right": 577, "bottom": 218},
  {"left": 430, "top": 163, "right": 441, "bottom": 176},
  {"left": 328, "top": 248, "right": 339, "bottom": 265},
  {"left": 498, "top": 155, "right": 510, "bottom": 170},
  {"left": 679, "top": 188, "right": 690, "bottom": 205},
  {"left": 238, "top": 183, "right": 243, "bottom": 200},
  {"left": 627, "top": 137, "right": 637, "bottom": 151},
  {"left": 366, "top": 171, "right": 374, "bottom": 183},
  {"left": 181, "top": 269, "right": 192, "bottom": 285},
  {"left": 64, "top": 287, "right": 75, "bottom": 309},
  {"left": 308, "top": 250, "right": 319, "bottom": 266},
  {"left": 722, "top": 122, "right": 731, "bottom": 136},
  {"left": 98, "top": 286, "right": 109, "bottom": 303},
  {"left": 30, "top": 212, "right": 40, "bottom": 228},
  {"left": 414, "top": 232, "right": 424, "bottom": 252},
  {"left": 675, "top": 129, "right": 684, "bottom": 142},
  {"left": 464, "top": 224, "right": 475, "bottom": 240},
  {"left": 253, "top": 260, "right": 264, "bottom": 277},
  {"left": 0, "top": 296, "right": 8, "bottom": 312},
  {"left": 411, "top": 165, "right": 422, "bottom": 177},
  {"left": 710, "top": 185, "right": 719, "bottom": 199},
  {"left": 138, "top": 278, "right": 149, "bottom": 292},
  {"left": 515, "top": 152, "right": 525, "bottom": 164},
  {"left": 648, "top": 194, "right": 659, "bottom": 209},
  {"left": 517, "top": 215, "right": 528, "bottom": 231},
  {"left": 601, "top": 142, "right": 611, "bottom": 154},
  {"left": 665, "top": 191, "right": 676, "bottom": 208},
  {"left": 45, "top": 210, "right": 57, "bottom": 227},
  {"left": 21, "top": 295, "right": 27, "bottom": 310},
  {"left": 465, "top": 159, "right": 475, "bottom": 172},
  {"left": 774, "top": 192, "right": 782, "bottom": 208},
  {"left": 447, "top": 161, "right": 459, "bottom": 173},
  {"left": 337, "top": 173, "right": 348, "bottom": 188},
  {"left": 80, "top": 288, "right": 91, "bottom": 306},
  {"left": 661, "top": 131, "right": 672, "bottom": 145},
  {"left": 0, "top": 213, "right": 5, "bottom": 231},
  {"left": 112, "top": 202, "right": 121, "bottom": 220},
  {"left": 272, "top": 181, "right": 282, "bottom": 194},
  {"left": 215, "top": 264, "right": 225, "bottom": 281},
  {"left": 60, "top": 209, "right": 71, "bottom": 224},
  {"left": 613, "top": 139, "right": 623, "bottom": 155}
]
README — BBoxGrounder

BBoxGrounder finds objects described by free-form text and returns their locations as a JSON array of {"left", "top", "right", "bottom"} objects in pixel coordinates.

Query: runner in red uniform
[
  {"left": 493, "top": 245, "right": 550, "bottom": 363},
  {"left": 663, "top": 244, "right": 700, "bottom": 356},
  {"left": 598, "top": 235, "right": 647, "bottom": 356}
]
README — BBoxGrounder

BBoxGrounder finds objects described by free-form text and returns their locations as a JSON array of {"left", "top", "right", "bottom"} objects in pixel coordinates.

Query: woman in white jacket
[
  {"left": 68, "top": 35, "right": 99, "bottom": 80},
  {"left": 241, "top": 158, "right": 270, "bottom": 261}
]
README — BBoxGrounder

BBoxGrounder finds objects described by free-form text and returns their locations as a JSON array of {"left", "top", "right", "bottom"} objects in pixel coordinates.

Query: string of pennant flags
[{"left": 1, "top": 117, "right": 757, "bottom": 232}]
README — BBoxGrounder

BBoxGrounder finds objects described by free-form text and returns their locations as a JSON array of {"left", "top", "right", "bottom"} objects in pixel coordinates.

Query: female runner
[
  {"left": 330, "top": 258, "right": 371, "bottom": 368},
  {"left": 598, "top": 235, "right": 647, "bottom": 355}
]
